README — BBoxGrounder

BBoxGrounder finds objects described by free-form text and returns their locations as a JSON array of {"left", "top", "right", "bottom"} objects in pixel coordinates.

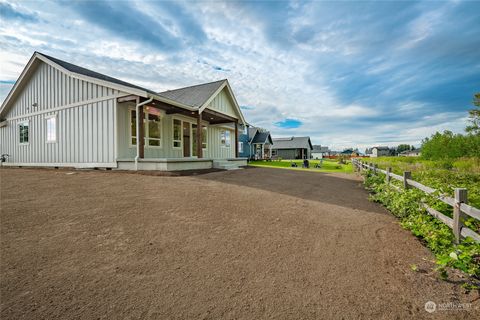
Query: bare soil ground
[{"left": 1, "top": 167, "right": 479, "bottom": 319}]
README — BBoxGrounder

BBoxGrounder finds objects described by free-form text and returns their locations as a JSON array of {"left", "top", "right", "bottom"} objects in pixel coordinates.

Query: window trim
[
  {"left": 172, "top": 118, "right": 183, "bottom": 149},
  {"left": 238, "top": 141, "right": 243, "bottom": 153},
  {"left": 45, "top": 114, "right": 57, "bottom": 143},
  {"left": 129, "top": 107, "right": 163, "bottom": 149},
  {"left": 18, "top": 120, "right": 29, "bottom": 145}
]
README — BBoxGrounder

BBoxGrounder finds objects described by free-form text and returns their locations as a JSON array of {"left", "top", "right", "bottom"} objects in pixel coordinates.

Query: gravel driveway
[{"left": 1, "top": 167, "right": 478, "bottom": 319}]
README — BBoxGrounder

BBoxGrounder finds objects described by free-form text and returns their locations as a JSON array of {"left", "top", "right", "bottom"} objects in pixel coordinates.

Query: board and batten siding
[
  {"left": 0, "top": 61, "right": 125, "bottom": 167},
  {"left": 206, "top": 87, "right": 238, "bottom": 118},
  {"left": 116, "top": 102, "right": 235, "bottom": 159}
]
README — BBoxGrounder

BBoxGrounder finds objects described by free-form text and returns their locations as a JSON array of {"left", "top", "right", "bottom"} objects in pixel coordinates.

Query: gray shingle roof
[
  {"left": 248, "top": 127, "right": 257, "bottom": 139},
  {"left": 272, "top": 137, "right": 313, "bottom": 150},
  {"left": 37, "top": 52, "right": 156, "bottom": 94},
  {"left": 157, "top": 80, "right": 226, "bottom": 108},
  {"left": 251, "top": 132, "right": 272, "bottom": 144}
]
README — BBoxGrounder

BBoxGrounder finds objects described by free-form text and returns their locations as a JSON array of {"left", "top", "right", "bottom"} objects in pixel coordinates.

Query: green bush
[{"left": 364, "top": 171, "right": 480, "bottom": 281}]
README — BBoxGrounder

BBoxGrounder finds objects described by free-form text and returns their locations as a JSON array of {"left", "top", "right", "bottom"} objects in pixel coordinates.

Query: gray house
[
  {"left": 0, "top": 52, "right": 247, "bottom": 171},
  {"left": 272, "top": 136, "right": 313, "bottom": 159}
]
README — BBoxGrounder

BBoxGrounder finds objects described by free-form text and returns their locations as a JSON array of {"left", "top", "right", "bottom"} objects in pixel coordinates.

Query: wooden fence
[{"left": 352, "top": 158, "right": 480, "bottom": 243}]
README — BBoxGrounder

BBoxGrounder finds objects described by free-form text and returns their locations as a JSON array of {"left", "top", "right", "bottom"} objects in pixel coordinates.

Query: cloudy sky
[{"left": 1, "top": 0, "right": 479, "bottom": 150}]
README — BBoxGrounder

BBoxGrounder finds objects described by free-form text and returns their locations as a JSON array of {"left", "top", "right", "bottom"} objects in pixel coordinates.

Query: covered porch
[
  {"left": 252, "top": 143, "right": 272, "bottom": 160},
  {"left": 115, "top": 93, "right": 246, "bottom": 171}
]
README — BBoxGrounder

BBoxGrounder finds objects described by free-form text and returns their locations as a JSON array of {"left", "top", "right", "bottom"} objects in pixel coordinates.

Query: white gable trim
[
  {"left": 198, "top": 81, "right": 227, "bottom": 114},
  {"left": 0, "top": 52, "right": 199, "bottom": 118},
  {"left": 34, "top": 54, "right": 149, "bottom": 98},
  {"left": 0, "top": 53, "right": 148, "bottom": 117},
  {"left": 198, "top": 80, "right": 246, "bottom": 124},
  {"left": 0, "top": 53, "right": 37, "bottom": 117}
]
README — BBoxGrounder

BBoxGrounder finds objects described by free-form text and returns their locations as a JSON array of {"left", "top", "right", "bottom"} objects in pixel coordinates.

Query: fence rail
[{"left": 352, "top": 158, "right": 480, "bottom": 243}]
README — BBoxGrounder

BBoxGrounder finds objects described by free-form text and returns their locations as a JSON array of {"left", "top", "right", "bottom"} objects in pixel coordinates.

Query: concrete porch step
[{"left": 213, "top": 161, "right": 242, "bottom": 170}]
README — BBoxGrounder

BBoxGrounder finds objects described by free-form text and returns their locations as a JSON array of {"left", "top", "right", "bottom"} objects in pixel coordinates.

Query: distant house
[
  {"left": 399, "top": 149, "right": 421, "bottom": 157},
  {"left": 340, "top": 149, "right": 355, "bottom": 156},
  {"left": 370, "top": 146, "right": 390, "bottom": 157},
  {"left": 312, "top": 145, "right": 330, "bottom": 159},
  {"left": 238, "top": 125, "right": 273, "bottom": 159},
  {"left": 272, "top": 136, "right": 313, "bottom": 159},
  {"left": 0, "top": 52, "right": 248, "bottom": 171}
]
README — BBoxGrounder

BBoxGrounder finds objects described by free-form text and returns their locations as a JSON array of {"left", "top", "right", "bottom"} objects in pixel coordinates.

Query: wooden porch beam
[
  {"left": 209, "top": 119, "right": 235, "bottom": 125},
  {"left": 203, "top": 109, "right": 237, "bottom": 122}
]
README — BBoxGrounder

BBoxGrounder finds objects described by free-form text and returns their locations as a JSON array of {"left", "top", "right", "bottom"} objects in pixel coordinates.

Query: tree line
[{"left": 421, "top": 93, "right": 480, "bottom": 160}]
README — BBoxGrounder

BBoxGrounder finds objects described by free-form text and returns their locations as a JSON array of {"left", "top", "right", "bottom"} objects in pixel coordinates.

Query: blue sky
[{"left": 0, "top": 0, "right": 479, "bottom": 150}]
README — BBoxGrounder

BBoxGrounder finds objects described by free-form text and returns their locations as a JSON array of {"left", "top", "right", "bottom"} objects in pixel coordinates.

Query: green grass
[{"left": 249, "top": 159, "right": 353, "bottom": 173}]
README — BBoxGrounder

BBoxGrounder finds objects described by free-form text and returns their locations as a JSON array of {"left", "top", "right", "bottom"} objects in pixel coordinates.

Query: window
[
  {"left": 221, "top": 130, "right": 231, "bottom": 147},
  {"left": 173, "top": 119, "right": 182, "bottom": 148},
  {"left": 130, "top": 109, "right": 162, "bottom": 147},
  {"left": 46, "top": 115, "right": 56, "bottom": 143},
  {"left": 238, "top": 141, "right": 243, "bottom": 153},
  {"left": 19, "top": 121, "right": 29, "bottom": 144},
  {"left": 130, "top": 110, "right": 137, "bottom": 145},
  {"left": 202, "top": 125, "right": 207, "bottom": 149},
  {"left": 147, "top": 113, "right": 161, "bottom": 146}
]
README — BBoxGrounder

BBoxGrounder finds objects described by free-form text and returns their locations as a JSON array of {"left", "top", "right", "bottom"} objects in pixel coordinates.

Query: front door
[{"left": 183, "top": 122, "right": 190, "bottom": 157}]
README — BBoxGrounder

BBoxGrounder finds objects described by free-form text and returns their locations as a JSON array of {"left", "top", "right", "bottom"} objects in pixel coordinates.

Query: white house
[
  {"left": 0, "top": 52, "right": 247, "bottom": 171},
  {"left": 370, "top": 146, "right": 390, "bottom": 157}
]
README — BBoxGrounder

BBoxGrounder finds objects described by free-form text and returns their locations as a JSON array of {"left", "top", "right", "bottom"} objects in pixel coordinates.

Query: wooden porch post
[
  {"left": 197, "top": 111, "right": 203, "bottom": 158},
  {"left": 234, "top": 121, "right": 239, "bottom": 158},
  {"left": 137, "top": 97, "right": 145, "bottom": 159}
]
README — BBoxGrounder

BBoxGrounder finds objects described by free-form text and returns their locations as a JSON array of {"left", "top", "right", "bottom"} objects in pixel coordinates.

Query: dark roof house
[{"left": 272, "top": 136, "right": 313, "bottom": 159}]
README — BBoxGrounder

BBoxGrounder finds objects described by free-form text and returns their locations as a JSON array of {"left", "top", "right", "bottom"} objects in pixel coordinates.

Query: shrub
[{"left": 363, "top": 171, "right": 480, "bottom": 281}]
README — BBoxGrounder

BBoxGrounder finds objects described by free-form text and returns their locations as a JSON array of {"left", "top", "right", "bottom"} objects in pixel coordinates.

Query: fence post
[
  {"left": 403, "top": 171, "right": 411, "bottom": 189},
  {"left": 386, "top": 167, "right": 391, "bottom": 184},
  {"left": 373, "top": 164, "right": 378, "bottom": 174},
  {"left": 453, "top": 188, "right": 468, "bottom": 244}
]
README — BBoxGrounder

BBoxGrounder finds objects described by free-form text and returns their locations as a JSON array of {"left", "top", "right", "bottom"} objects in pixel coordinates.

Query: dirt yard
[{"left": 1, "top": 167, "right": 478, "bottom": 319}]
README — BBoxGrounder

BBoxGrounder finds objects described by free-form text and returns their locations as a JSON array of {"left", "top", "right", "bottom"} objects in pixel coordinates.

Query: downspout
[{"left": 135, "top": 97, "right": 153, "bottom": 170}]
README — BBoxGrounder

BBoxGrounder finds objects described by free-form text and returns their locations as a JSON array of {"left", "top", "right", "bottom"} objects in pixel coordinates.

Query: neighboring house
[
  {"left": 272, "top": 136, "right": 313, "bottom": 159},
  {"left": 237, "top": 123, "right": 251, "bottom": 158},
  {"left": 370, "top": 146, "right": 390, "bottom": 157},
  {"left": 238, "top": 125, "right": 273, "bottom": 160},
  {"left": 311, "top": 145, "right": 330, "bottom": 159},
  {"left": 340, "top": 149, "right": 355, "bottom": 156},
  {"left": 0, "top": 52, "right": 247, "bottom": 171},
  {"left": 399, "top": 149, "right": 421, "bottom": 157}
]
